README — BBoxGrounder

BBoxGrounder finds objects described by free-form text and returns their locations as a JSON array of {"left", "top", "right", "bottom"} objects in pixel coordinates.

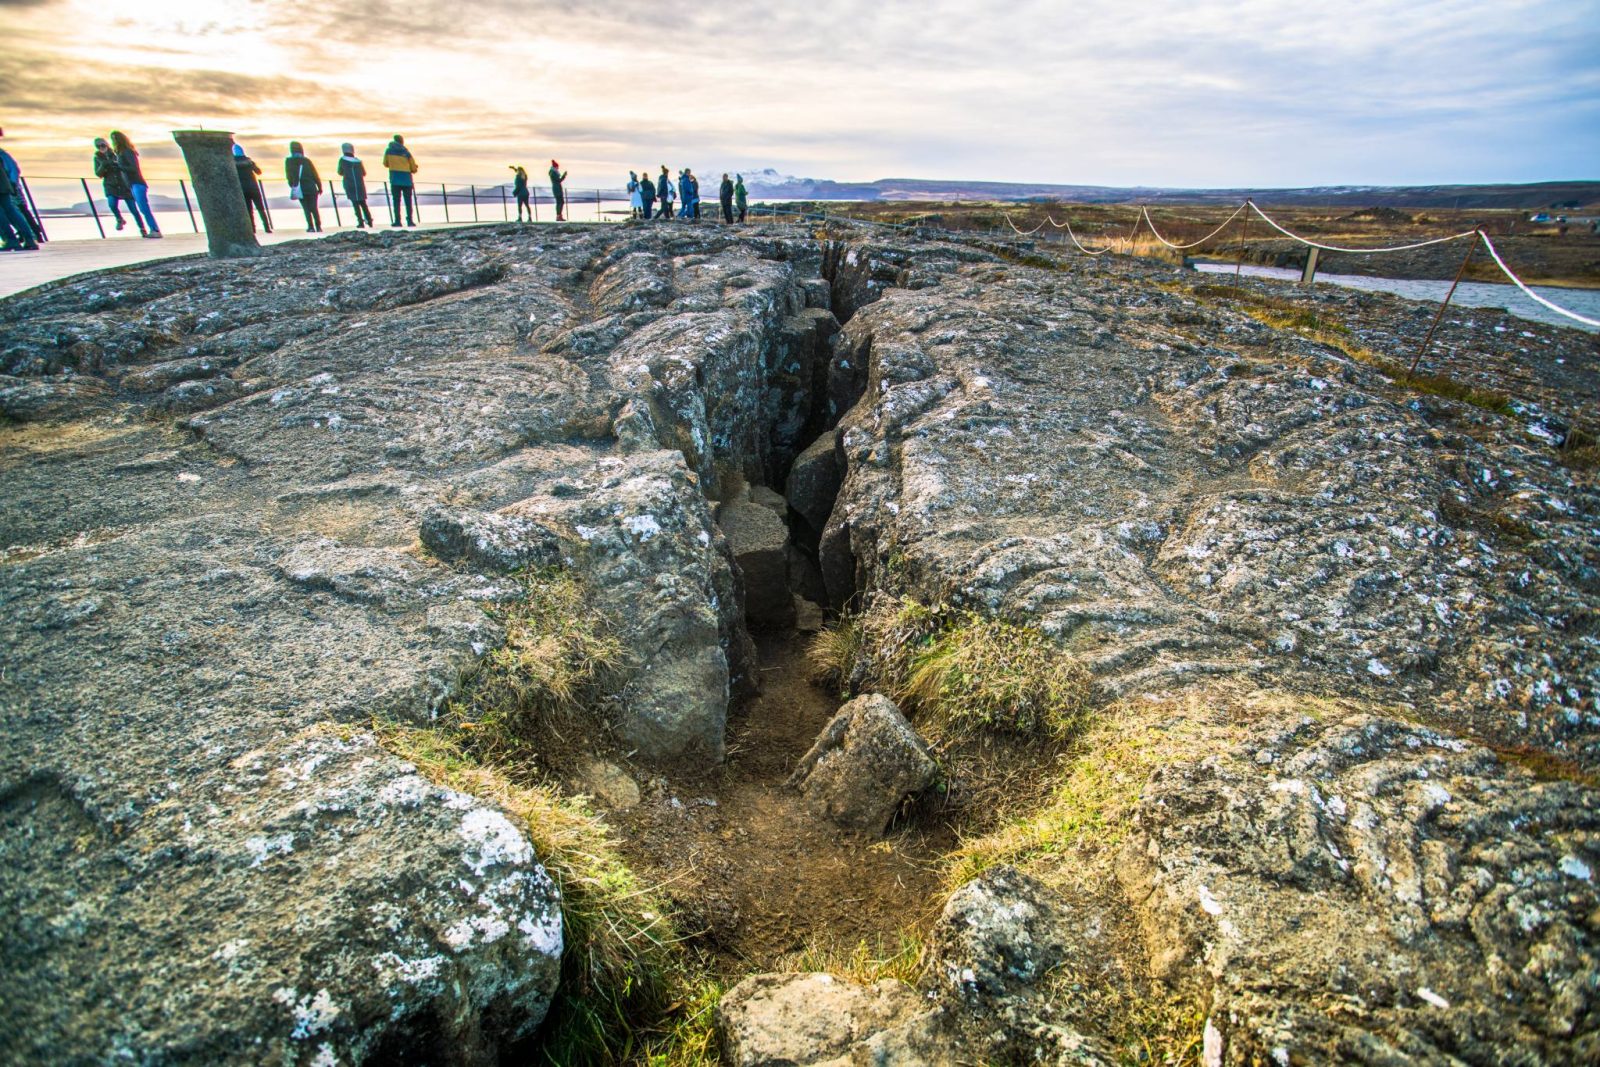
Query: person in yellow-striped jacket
[{"left": 383, "top": 135, "right": 419, "bottom": 227}]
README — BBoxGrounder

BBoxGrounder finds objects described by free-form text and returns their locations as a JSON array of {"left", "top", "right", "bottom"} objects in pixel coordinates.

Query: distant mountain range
[{"left": 739, "top": 169, "right": 1600, "bottom": 210}]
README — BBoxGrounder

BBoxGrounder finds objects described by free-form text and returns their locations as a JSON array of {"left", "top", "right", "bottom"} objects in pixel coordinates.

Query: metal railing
[{"left": 17, "top": 171, "right": 648, "bottom": 241}]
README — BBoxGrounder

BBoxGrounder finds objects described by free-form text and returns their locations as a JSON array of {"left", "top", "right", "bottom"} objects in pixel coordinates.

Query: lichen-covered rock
[
  {"left": 716, "top": 972, "right": 949, "bottom": 1067},
  {"left": 936, "top": 865, "right": 1074, "bottom": 1001},
  {"left": 1116, "top": 714, "right": 1600, "bottom": 1065},
  {"left": 788, "top": 693, "right": 938, "bottom": 833},
  {"left": 1, "top": 727, "right": 562, "bottom": 1065}
]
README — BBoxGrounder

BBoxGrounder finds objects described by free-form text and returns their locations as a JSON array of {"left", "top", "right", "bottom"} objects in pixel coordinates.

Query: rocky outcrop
[
  {"left": 789, "top": 694, "right": 939, "bottom": 834},
  {"left": 4, "top": 220, "right": 1597, "bottom": 1063},
  {"left": 0, "top": 226, "right": 840, "bottom": 1061},
  {"left": 1118, "top": 714, "right": 1600, "bottom": 1064}
]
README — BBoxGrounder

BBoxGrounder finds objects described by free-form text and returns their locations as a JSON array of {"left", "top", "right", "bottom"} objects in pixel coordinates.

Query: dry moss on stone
[
  {"left": 808, "top": 595, "right": 1092, "bottom": 742},
  {"left": 441, "top": 568, "right": 626, "bottom": 764}
]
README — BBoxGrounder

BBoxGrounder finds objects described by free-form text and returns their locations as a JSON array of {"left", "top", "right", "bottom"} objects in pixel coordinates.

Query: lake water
[{"left": 1194, "top": 262, "right": 1600, "bottom": 334}]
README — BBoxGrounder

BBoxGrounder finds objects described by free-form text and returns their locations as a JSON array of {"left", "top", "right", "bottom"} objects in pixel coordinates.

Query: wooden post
[
  {"left": 80, "top": 177, "right": 106, "bottom": 238},
  {"left": 329, "top": 188, "right": 343, "bottom": 228},
  {"left": 442, "top": 183, "right": 450, "bottom": 223},
  {"left": 471, "top": 184, "right": 479, "bottom": 222},
  {"left": 1234, "top": 200, "right": 1250, "bottom": 285},
  {"left": 1408, "top": 233, "right": 1481, "bottom": 378},
  {"left": 1299, "top": 247, "right": 1320, "bottom": 287}
]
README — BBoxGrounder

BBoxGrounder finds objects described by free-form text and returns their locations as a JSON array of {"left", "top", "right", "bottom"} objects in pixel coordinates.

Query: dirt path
[{"left": 610, "top": 632, "right": 955, "bottom": 970}]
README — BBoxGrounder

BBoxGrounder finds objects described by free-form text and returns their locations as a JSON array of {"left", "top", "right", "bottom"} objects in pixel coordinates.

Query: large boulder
[
  {"left": 718, "top": 497, "right": 795, "bottom": 631},
  {"left": 1, "top": 727, "right": 562, "bottom": 1065},
  {"left": 785, "top": 429, "right": 842, "bottom": 536},
  {"left": 788, "top": 694, "right": 939, "bottom": 833}
]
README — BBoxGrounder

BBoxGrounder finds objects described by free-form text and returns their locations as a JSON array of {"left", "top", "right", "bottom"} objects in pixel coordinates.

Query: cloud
[{"left": 5, "top": 0, "right": 1597, "bottom": 186}]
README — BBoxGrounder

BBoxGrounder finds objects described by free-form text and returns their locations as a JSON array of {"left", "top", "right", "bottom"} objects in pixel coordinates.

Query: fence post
[
  {"left": 1408, "top": 232, "right": 1481, "bottom": 378},
  {"left": 442, "top": 183, "right": 450, "bottom": 223},
  {"left": 595, "top": 187, "right": 600, "bottom": 221},
  {"left": 259, "top": 179, "right": 275, "bottom": 233},
  {"left": 80, "top": 177, "right": 107, "bottom": 239},
  {"left": 19, "top": 177, "right": 48, "bottom": 241},
  {"left": 532, "top": 188, "right": 539, "bottom": 222},
  {"left": 500, "top": 185, "right": 508, "bottom": 221},
  {"left": 383, "top": 182, "right": 392, "bottom": 225},
  {"left": 330, "top": 188, "right": 343, "bottom": 228},
  {"left": 471, "top": 184, "right": 479, "bottom": 222},
  {"left": 1233, "top": 200, "right": 1251, "bottom": 285},
  {"left": 179, "top": 179, "right": 200, "bottom": 233}
]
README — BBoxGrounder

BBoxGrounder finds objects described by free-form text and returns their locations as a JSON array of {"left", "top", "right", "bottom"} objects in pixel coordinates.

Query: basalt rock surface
[
  {"left": 0, "top": 224, "right": 838, "bottom": 1062},
  {"left": 3, "top": 221, "right": 1597, "bottom": 1063}
]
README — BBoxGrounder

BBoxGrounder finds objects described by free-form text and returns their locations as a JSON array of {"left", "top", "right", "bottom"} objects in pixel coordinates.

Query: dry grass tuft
[
  {"left": 777, "top": 932, "right": 927, "bottom": 986},
  {"left": 808, "top": 595, "right": 1090, "bottom": 742},
  {"left": 443, "top": 568, "right": 626, "bottom": 764}
]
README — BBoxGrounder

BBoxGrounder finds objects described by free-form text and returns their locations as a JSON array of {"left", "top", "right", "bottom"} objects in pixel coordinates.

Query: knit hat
[{"left": 232, "top": 144, "right": 244, "bottom": 157}]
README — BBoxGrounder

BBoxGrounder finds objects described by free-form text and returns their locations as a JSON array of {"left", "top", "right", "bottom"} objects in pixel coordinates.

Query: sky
[{"left": 1, "top": 0, "right": 1596, "bottom": 191}]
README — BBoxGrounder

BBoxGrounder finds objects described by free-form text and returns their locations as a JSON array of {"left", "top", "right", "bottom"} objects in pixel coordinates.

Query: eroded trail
[{"left": 609, "top": 632, "right": 955, "bottom": 969}]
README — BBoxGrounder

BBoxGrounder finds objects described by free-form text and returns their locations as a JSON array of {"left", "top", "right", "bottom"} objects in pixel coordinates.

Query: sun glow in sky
[{"left": 2, "top": 0, "right": 1596, "bottom": 189}]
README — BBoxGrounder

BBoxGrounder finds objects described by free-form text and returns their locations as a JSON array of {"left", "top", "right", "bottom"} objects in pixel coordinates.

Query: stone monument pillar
[{"left": 171, "top": 130, "right": 260, "bottom": 258}]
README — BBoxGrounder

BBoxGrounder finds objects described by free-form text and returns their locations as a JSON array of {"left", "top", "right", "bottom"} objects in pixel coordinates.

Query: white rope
[
  {"left": 1003, "top": 213, "right": 1048, "bottom": 236},
  {"left": 1246, "top": 201, "right": 1478, "bottom": 254},
  {"left": 1476, "top": 233, "right": 1600, "bottom": 327},
  {"left": 1141, "top": 203, "right": 1247, "bottom": 250},
  {"left": 1041, "top": 216, "right": 1113, "bottom": 255}
]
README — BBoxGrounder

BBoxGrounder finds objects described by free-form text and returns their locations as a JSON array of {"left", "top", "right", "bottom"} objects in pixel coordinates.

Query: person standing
[
  {"left": 735, "top": 173, "right": 748, "bottom": 223},
  {"left": 658, "top": 165, "right": 674, "bottom": 219},
  {"left": 285, "top": 142, "right": 323, "bottom": 233},
  {"left": 639, "top": 171, "right": 655, "bottom": 220},
  {"left": 338, "top": 143, "right": 373, "bottom": 228},
  {"left": 549, "top": 160, "right": 567, "bottom": 221},
  {"left": 110, "top": 131, "right": 161, "bottom": 238},
  {"left": 383, "top": 134, "right": 418, "bottom": 227},
  {"left": 233, "top": 143, "right": 271, "bottom": 234},
  {"left": 0, "top": 147, "right": 45, "bottom": 243},
  {"left": 93, "top": 137, "right": 141, "bottom": 233},
  {"left": 628, "top": 171, "right": 642, "bottom": 219},
  {"left": 719, "top": 173, "right": 734, "bottom": 223},
  {"left": 0, "top": 153, "right": 37, "bottom": 251},
  {"left": 510, "top": 165, "right": 532, "bottom": 221}
]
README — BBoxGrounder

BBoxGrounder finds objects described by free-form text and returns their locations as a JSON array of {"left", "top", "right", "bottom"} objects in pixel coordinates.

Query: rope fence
[{"left": 981, "top": 198, "right": 1597, "bottom": 329}]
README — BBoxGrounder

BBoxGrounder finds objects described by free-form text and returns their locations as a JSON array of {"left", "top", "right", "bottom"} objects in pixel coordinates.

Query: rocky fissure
[{"left": 3, "top": 221, "right": 1598, "bottom": 1065}]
